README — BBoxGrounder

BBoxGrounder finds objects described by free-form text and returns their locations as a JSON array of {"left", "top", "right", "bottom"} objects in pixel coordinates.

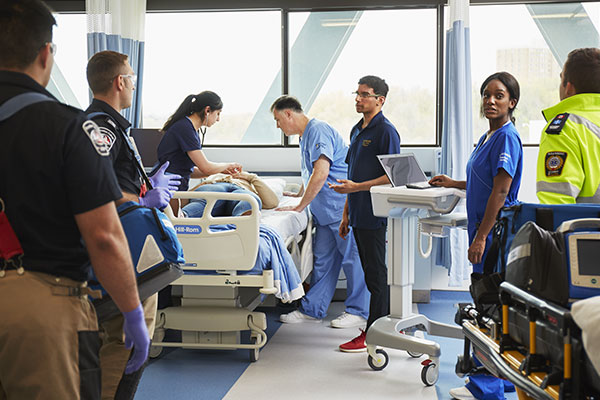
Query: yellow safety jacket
[{"left": 536, "top": 93, "right": 600, "bottom": 204}]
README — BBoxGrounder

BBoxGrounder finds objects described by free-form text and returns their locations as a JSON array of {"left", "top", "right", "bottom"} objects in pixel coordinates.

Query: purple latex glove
[
  {"left": 139, "top": 187, "right": 172, "bottom": 209},
  {"left": 122, "top": 304, "right": 150, "bottom": 374},
  {"left": 149, "top": 161, "right": 182, "bottom": 191}
]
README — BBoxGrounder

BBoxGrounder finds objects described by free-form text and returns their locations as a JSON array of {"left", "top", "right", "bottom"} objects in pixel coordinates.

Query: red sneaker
[{"left": 339, "top": 329, "right": 367, "bottom": 353}]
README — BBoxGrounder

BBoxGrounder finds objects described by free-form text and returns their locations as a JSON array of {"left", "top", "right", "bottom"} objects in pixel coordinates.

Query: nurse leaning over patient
[
  {"left": 430, "top": 72, "right": 523, "bottom": 400},
  {"left": 155, "top": 91, "right": 242, "bottom": 212}
]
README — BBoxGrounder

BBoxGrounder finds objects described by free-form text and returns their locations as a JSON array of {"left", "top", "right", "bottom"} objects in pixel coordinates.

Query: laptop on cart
[{"left": 377, "top": 153, "right": 433, "bottom": 189}]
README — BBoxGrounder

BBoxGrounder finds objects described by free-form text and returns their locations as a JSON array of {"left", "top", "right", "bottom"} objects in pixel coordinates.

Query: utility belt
[{"left": 1, "top": 268, "right": 102, "bottom": 299}]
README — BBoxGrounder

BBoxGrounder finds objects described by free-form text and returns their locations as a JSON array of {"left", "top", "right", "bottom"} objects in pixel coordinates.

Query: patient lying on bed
[
  {"left": 177, "top": 172, "right": 304, "bottom": 302},
  {"left": 182, "top": 171, "right": 279, "bottom": 217}
]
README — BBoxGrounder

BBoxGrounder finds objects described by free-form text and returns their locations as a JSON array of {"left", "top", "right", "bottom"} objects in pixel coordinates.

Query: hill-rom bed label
[{"left": 175, "top": 225, "right": 202, "bottom": 234}]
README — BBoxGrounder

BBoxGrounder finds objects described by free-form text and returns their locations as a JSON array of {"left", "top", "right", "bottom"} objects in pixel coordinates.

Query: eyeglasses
[
  {"left": 352, "top": 91, "right": 380, "bottom": 99},
  {"left": 119, "top": 74, "right": 137, "bottom": 87},
  {"left": 41, "top": 42, "right": 57, "bottom": 55}
]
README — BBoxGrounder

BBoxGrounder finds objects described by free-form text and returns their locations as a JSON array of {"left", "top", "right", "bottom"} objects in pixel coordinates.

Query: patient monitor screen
[
  {"left": 576, "top": 239, "right": 600, "bottom": 276},
  {"left": 379, "top": 155, "right": 428, "bottom": 187}
]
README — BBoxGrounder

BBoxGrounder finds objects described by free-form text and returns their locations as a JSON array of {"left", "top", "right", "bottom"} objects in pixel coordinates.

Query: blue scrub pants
[
  {"left": 182, "top": 183, "right": 262, "bottom": 217},
  {"left": 299, "top": 222, "right": 370, "bottom": 320},
  {"left": 467, "top": 231, "right": 515, "bottom": 399}
]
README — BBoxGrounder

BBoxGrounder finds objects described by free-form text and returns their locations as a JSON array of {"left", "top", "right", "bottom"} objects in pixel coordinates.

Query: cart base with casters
[{"left": 367, "top": 185, "right": 466, "bottom": 385}]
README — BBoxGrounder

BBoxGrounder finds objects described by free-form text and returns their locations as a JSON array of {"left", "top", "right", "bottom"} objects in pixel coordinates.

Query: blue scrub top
[
  {"left": 346, "top": 111, "right": 401, "bottom": 229},
  {"left": 300, "top": 119, "right": 349, "bottom": 226},
  {"left": 156, "top": 117, "right": 202, "bottom": 190},
  {"left": 466, "top": 121, "right": 523, "bottom": 272}
]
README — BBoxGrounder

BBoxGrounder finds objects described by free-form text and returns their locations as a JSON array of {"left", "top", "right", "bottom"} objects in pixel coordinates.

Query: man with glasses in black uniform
[
  {"left": 85, "top": 50, "right": 181, "bottom": 400},
  {"left": 0, "top": 1, "right": 149, "bottom": 398},
  {"left": 330, "top": 75, "right": 401, "bottom": 352}
]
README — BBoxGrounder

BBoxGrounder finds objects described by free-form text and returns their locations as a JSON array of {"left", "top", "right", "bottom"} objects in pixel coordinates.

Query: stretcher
[
  {"left": 456, "top": 281, "right": 600, "bottom": 399},
  {"left": 150, "top": 190, "right": 311, "bottom": 362}
]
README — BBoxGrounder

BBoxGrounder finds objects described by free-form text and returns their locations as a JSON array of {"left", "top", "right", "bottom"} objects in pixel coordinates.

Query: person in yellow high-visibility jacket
[{"left": 537, "top": 48, "right": 600, "bottom": 204}]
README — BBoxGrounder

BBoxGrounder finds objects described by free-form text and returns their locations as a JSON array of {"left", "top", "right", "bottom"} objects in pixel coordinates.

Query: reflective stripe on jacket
[{"left": 536, "top": 93, "right": 600, "bottom": 204}]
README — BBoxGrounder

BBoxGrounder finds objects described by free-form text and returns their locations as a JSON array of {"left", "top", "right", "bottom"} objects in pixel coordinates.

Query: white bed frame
[{"left": 151, "top": 191, "right": 309, "bottom": 361}]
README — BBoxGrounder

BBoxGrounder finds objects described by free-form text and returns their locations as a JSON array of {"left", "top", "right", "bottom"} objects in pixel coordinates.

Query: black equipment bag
[
  {"left": 505, "top": 221, "right": 568, "bottom": 306},
  {"left": 470, "top": 203, "right": 600, "bottom": 311}
]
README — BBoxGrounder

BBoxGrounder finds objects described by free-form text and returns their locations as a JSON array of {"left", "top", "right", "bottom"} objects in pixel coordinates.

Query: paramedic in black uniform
[
  {"left": 0, "top": 1, "right": 149, "bottom": 399},
  {"left": 85, "top": 50, "right": 180, "bottom": 400}
]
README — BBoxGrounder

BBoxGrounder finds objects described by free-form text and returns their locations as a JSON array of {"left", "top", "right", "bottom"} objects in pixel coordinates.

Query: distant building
[{"left": 496, "top": 48, "right": 561, "bottom": 80}]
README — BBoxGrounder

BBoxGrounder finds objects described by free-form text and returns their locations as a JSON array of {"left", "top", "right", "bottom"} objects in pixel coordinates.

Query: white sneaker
[
  {"left": 330, "top": 312, "right": 367, "bottom": 329},
  {"left": 449, "top": 386, "right": 476, "bottom": 400},
  {"left": 279, "top": 310, "right": 322, "bottom": 324}
]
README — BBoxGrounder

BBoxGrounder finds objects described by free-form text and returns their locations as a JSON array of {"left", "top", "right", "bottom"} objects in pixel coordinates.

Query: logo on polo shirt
[
  {"left": 82, "top": 120, "right": 111, "bottom": 156},
  {"left": 362, "top": 139, "right": 371, "bottom": 147}
]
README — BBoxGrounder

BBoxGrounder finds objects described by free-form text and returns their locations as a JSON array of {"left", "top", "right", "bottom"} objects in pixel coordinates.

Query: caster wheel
[
  {"left": 149, "top": 345, "right": 163, "bottom": 358},
  {"left": 421, "top": 361, "right": 439, "bottom": 386},
  {"left": 150, "top": 328, "right": 165, "bottom": 359},
  {"left": 400, "top": 330, "right": 424, "bottom": 358},
  {"left": 368, "top": 349, "right": 389, "bottom": 371},
  {"left": 407, "top": 350, "right": 424, "bottom": 358},
  {"left": 249, "top": 337, "right": 259, "bottom": 362}
]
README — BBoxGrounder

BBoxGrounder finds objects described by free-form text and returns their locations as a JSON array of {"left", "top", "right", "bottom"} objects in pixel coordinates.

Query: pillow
[{"left": 263, "top": 178, "right": 286, "bottom": 202}]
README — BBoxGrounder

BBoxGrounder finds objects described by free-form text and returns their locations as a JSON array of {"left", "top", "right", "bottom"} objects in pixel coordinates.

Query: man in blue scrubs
[
  {"left": 330, "top": 76, "right": 401, "bottom": 352},
  {"left": 270, "top": 96, "right": 370, "bottom": 333}
]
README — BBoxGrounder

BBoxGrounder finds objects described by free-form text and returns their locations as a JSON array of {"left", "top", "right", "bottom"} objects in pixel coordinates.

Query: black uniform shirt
[
  {"left": 0, "top": 71, "right": 122, "bottom": 281},
  {"left": 85, "top": 99, "right": 142, "bottom": 196}
]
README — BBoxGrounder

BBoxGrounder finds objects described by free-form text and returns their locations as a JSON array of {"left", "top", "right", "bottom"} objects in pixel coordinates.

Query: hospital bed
[{"left": 150, "top": 188, "right": 311, "bottom": 361}]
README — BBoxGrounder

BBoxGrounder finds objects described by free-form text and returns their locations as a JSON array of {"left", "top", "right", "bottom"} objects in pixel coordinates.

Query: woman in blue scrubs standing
[
  {"left": 155, "top": 91, "right": 242, "bottom": 210},
  {"left": 430, "top": 72, "right": 523, "bottom": 400}
]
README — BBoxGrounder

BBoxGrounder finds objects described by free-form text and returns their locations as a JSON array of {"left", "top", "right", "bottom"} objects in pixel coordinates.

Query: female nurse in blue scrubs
[
  {"left": 155, "top": 91, "right": 242, "bottom": 212},
  {"left": 430, "top": 72, "right": 523, "bottom": 400}
]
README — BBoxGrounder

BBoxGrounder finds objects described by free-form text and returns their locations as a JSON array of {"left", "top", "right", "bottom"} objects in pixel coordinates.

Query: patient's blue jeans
[{"left": 182, "top": 183, "right": 262, "bottom": 217}]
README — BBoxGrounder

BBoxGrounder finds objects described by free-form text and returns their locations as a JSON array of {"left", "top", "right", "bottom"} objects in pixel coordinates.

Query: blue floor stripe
[{"left": 135, "top": 306, "right": 284, "bottom": 400}]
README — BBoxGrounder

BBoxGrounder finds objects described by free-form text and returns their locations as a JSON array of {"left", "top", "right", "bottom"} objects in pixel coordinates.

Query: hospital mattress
[{"left": 260, "top": 195, "right": 309, "bottom": 240}]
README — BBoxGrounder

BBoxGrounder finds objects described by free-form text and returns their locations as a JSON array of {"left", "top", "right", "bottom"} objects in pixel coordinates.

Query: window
[
  {"left": 468, "top": 2, "right": 600, "bottom": 144},
  {"left": 289, "top": 9, "right": 438, "bottom": 145},
  {"left": 51, "top": 13, "right": 88, "bottom": 109},
  {"left": 143, "top": 11, "right": 282, "bottom": 145}
]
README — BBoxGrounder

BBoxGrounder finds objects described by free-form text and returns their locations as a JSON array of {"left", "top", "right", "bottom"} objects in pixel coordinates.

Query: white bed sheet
[{"left": 260, "top": 196, "right": 308, "bottom": 240}]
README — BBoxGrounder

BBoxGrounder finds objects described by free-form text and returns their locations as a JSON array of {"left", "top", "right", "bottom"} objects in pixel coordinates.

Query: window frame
[{"left": 47, "top": 0, "right": 594, "bottom": 148}]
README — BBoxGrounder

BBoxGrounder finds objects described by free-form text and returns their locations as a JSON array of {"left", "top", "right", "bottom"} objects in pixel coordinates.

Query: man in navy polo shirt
[{"left": 330, "top": 75, "right": 400, "bottom": 352}]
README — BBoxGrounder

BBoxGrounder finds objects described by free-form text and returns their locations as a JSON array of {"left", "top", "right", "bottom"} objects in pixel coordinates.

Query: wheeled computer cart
[{"left": 366, "top": 185, "right": 467, "bottom": 386}]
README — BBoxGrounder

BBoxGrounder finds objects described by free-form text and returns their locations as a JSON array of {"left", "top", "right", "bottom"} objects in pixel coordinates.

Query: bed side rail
[{"left": 166, "top": 191, "right": 260, "bottom": 271}]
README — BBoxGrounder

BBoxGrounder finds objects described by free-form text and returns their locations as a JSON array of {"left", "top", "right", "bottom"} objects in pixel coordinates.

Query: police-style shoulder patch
[
  {"left": 98, "top": 126, "right": 117, "bottom": 151},
  {"left": 545, "top": 151, "right": 567, "bottom": 177},
  {"left": 82, "top": 120, "right": 111, "bottom": 156},
  {"left": 545, "top": 113, "right": 570, "bottom": 135}
]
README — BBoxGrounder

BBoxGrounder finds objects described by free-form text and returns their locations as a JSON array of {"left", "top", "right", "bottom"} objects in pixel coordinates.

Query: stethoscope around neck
[{"left": 198, "top": 125, "right": 207, "bottom": 147}]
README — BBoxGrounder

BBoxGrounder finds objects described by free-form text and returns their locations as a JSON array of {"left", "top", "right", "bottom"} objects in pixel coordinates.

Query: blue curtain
[
  {"left": 86, "top": 0, "right": 146, "bottom": 128},
  {"left": 87, "top": 33, "right": 145, "bottom": 128},
  {"left": 436, "top": 0, "right": 472, "bottom": 286}
]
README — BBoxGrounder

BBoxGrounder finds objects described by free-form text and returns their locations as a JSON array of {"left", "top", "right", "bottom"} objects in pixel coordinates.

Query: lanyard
[{"left": 87, "top": 112, "right": 153, "bottom": 192}]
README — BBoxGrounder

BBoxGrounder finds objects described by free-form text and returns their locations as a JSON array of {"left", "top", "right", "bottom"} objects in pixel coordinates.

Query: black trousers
[{"left": 353, "top": 225, "right": 389, "bottom": 330}]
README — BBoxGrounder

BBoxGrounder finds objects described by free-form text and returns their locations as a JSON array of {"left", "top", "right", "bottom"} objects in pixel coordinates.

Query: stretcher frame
[
  {"left": 458, "top": 281, "right": 599, "bottom": 400},
  {"left": 150, "top": 191, "right": 310, "bottom": 362}
]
